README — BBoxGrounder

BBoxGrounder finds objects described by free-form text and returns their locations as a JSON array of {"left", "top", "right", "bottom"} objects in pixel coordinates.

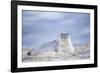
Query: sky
[{"left": 22, "top": 10, "right": 90, "bottom": 49}]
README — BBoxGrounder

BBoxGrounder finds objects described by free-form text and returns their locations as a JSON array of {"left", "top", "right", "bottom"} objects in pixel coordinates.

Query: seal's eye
[{"left": 61, "top": 33, "right": 64, "bottom": 36}]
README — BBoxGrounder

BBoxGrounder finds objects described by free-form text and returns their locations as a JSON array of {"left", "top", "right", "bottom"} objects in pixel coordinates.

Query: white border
[{"left": 17, "top": 5, "right": 94, "bottom": 68}]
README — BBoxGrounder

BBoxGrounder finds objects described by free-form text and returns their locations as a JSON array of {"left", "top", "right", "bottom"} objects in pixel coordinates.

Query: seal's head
[{"left": 60, "top": 33, "right": 69, "bottom": 39}]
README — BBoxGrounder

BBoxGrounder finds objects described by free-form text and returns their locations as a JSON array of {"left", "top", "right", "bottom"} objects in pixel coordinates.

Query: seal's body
[{"left": 58, "top": 33, "right": 74, "bottom": 56}]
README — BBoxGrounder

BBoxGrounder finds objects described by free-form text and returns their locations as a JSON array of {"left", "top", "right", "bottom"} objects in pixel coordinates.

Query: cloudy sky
[{"left": 22, "top": 10, "right": 90, "bottom": 48}]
